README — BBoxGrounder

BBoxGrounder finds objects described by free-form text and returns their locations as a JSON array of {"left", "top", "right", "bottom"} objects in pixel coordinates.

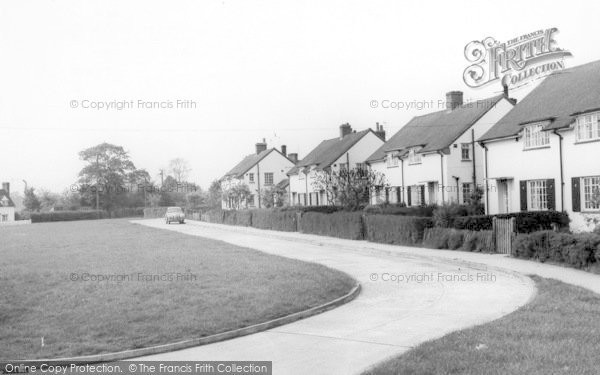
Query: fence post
[{"left": 492, "top": 217, "right": 497, "bottom": 253}]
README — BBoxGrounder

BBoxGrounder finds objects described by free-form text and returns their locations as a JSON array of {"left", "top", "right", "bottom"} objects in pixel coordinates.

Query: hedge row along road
[{"left": 133, "top": 219, "right": 534, "bottom": 375}]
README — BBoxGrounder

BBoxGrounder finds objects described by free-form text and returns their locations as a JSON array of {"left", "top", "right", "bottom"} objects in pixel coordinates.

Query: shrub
[
  {"left": 497, "top": 211, "right": 570, "bottom": 233},
  {"left": 453, "top": 215, "right": 493, "bottom": 231},
  {"left": 202, "top": 209, "right": 225, "bottom": 223},
  {"left": 300, "top": 211, "right": 364, "bottom": 240},
  {"left": 447, "top": 230, "right": 465, "bottom": 250},
  {"left": 363, "top": 204, "right": 436, "bottom": 217},
  {"left": 15, "top": 211, "right": 31, "bottom": 221},
  {"left": 143, "top": 207, "right": 168, "bottom": 218},
  {"left": 109, "top": 207, "right": 144, "bottom": 218},
  {"left": 31, "top": 210, "right": 108, "bottom": 223},
  {"left": 422, "top": 227, "right": 451, "bottom": 249},
  {"left": 251, "top": 210, "right": 298, "bottom": 232},
  {"left": 280, "top": 205, "right": 343, "bottom": 214},
  {"left": 513, "top": 231, "right": 600, "bottom": 270},
  {"left": 223, "top": 210, "right": 252, "bottom": 226},
  {"left": 432, "top": 204, "right": 470, "bottom": 228},
  {"left": 364, "top": 215, "right": 434, "bottom": 245}
]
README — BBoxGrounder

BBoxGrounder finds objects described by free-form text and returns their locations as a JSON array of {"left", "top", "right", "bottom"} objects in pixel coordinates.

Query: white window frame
[
  {"left": 410, "top": 185, "right": 423, "bottom": 206},
  {"left": 462, "top": 183, "right": 473, "bottom": 204},
  {"left": 408, "top": 148, "right": 422, "bottom": 165},
  {"left": 575, "top": 112, "right": 600, "bottom": 142},
  {"left": 461, "top": 143, "right": 471, "bottom": 160},
  {"left": 264, "top": 172, "right": 274, "bottom": 186},
  {"left": 523, "top": 122, "right": 550, "bottom": 149},
  {"left": 1, "top": 214, "right": 7, "bottom": 222},
  {"left": 386, "top": 153, "right": 399, "bottom": 168},
  {"left": 248, "top": 173, "right": 255, "bottom": 183},
  {"left": 581, "top": 176, "right": 600, "bottom": 211},
  {"left": 528, "top": 179, "right": 548, "bottom": 211}
]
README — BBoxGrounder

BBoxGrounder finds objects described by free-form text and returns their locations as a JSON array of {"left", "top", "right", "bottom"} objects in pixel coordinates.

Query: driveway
[{"left": 132, "top": 219, "right": 534, "bottom": 375}]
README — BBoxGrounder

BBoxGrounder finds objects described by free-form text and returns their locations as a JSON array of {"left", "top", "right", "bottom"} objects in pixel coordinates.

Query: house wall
[
  {"left": 0, "top": 206, "right": 15, "bottom": 223},
  {"left": 484, "top": 125, "right": 600, "bottom": 232}
]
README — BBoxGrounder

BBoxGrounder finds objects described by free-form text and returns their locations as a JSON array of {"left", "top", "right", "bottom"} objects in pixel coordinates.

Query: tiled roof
[
  {"left": 0, "top": 190, "right": 15, "bottom": 207},
  {"left": 222, "top": 148, "right": 291, "bottom": 180},
  {"left": 480, "top": 60, "right": 600, "bottom": 141},
  {"left": 287, "top": 129, "right": 373, "bottom": 175},
  {"left": 367, "top": 95, "right": 505, "bottom": 162}
]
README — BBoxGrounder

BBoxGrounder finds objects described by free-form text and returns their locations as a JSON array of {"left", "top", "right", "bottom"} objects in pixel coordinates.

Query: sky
[{"left": 1, "top": 0, "right": 599, "bottom": 194}]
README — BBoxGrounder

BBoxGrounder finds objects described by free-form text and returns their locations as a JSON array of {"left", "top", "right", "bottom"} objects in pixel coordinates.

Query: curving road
[{"left": 132, "top": 219, "right": 535, "bottom": 375}]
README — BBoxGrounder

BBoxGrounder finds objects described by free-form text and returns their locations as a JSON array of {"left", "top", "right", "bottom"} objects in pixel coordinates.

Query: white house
[
  {"left": 479, "top": 60, "right": 600, "bottom": 232},
  {"left": 221, "top": 140, "right": 296, "bottom": 209},
  {"left": 0, "top": 182, "right": 16, "bottom": 223},
  {"left": 366, "top": 91, "right": 515, "bottom": 206},
  {"left": 287, "top": 123, "right": 386, "bottom": 206}
]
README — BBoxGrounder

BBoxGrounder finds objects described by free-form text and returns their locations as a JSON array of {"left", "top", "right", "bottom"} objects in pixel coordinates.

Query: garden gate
[{"left": 493, "top": 217, "right": 516, "bottom": 255}]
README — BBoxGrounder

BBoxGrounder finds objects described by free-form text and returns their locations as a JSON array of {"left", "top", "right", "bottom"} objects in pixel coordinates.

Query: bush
[
  {"left": 280, "top": 205, "right": 343, "bottom": 214},
  {"left": 109, "top": 207, "right": 144, "bottom": 218},
  {"left": 422, "top": 227, "right": 451, "bottom": 249},
  {"left": 497, "top": 211, "right": 570, "bottom": 233},
  {"left": 364, "top": 215, "right": 434, "bottom": 245},
  {"left": 363, "top": 204, "right": 436, "bottom": 217},
  {"left": 461, "top": 230, "right": 494, "bottom": 252},
  {"left": 453, "top": 215, "right": 493, "bottom": 231},
  {"left": 432, "top": 204, "right": 470, "bottom": 228},
  {"left": 143, "top": 207, "right": 168, "bottom": 218},
  {"left": 223, "top": 210, "right": 252, "bottom": 226},
  {"left": 31, "top": 210, "right": 109, "bottom": 223},
  {"left": 513, "top": 230, "right": 600, "bottom": 270},
  {"left": 251, "top": 210, "right": 298, "bottom": 232},
  {"left": 299, "top": 211, "right": 364, "bottom": 240},
  {"left": 15, "top": 211, "right": 31, "bottom": 221},
  {"left": 202, "top": 209, "right": 225, "bottom": 223}
]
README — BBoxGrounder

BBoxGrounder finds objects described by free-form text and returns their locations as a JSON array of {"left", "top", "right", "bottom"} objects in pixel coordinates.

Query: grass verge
[
  {"left": 0, "top": 219, "right": 355, "bottom": 359},
  {"left": 363, "top": 276, "right": 600, "bottom": 375}
]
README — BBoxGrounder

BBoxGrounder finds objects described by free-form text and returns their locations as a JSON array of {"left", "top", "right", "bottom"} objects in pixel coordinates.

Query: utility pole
[{"left": 159, "top": 169, "right": 165, "bottom": 187}]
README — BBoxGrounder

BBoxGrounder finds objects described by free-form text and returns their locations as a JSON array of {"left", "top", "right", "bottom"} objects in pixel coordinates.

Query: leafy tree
[
  {"left": 77, "top": 143, "right": 145, "bottom": 211},
  {"left": 168, "top": 158, "right": 191, "bottom": 183},
  {"left": 207, "top": 179, "right": 223, "bottom": 209},
  {"left": 261, "top": 184, "right": 287, "bottom": 208},
  {"left": 312, "top": 167, "right": 387, "bottom": 211},
  {"left": 39, "top": 189, "right": 61, "bottom": 211},
  {"left": 222, "top": 183, "right": 251, "bottom": 210},
  {"left": 23, "top": 187, "right": 41, "bottom": 212}
]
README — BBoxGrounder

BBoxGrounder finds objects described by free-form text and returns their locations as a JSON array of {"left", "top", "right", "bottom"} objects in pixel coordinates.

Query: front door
[{"left": 497, "top": 180, "right": 510, "bottom": 213}]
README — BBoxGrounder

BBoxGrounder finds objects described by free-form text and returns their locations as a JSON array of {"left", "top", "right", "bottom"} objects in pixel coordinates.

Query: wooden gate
[{"left": 493, "top": 217, "right": 515, "bottom": 255}]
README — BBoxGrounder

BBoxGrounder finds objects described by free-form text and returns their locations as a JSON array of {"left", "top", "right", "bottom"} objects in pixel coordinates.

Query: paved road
[{"left": 132, "top": 219, "right": 534, "bottom": 375}]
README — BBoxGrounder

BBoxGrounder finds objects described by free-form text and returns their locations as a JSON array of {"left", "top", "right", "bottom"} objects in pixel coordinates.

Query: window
[
  {"left": 386, "top": 153, "right": 399, "bottom": 168},
  {"left": 523, "top": 123, "right": 550, "bottom": 149},
  {"left": 264, "top": 173, "right": 274, "bottom": 185},
  {"left": 528, "top": 180, "right": 548, "bottom": 211},
  {"left": 356, "top": 162, "right": 367, "bottom": 171},
  {"left": 247, "top": 194, "right": 255, "bottom": 206},
  {"left": 1, "top": 214, "right": 7, "bottom": 222},
  {"left": 408, "top": 148, "right": 422, "bottom": 164},
  {"left": 339, "top": 163, "right": 348, "bottom": 172},
  {"left": 576, "top": 112, "right": 600, "bottom": 142},
  {"left": 462, "top": 183, "right": 473, "bottom": 204},
  {"left": 248, "top": 173, "right": 255, "bottom": 183},
  {"left": 410, "top": 185, "right": 423, "bottom": 206},
  {"left": 582, "top": 176, "right": 600, "bottom": 210},
  {"left": 461, "top": 143, "right": 471, "bottom": 160}
]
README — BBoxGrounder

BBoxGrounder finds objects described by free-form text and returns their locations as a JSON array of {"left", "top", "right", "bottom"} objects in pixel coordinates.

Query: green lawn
[
  {"left": 364, "top": 276, "right": 600, "bottom": 375},
  {"left": 0, "top": 219, "right": 355, "bottom": 359}
]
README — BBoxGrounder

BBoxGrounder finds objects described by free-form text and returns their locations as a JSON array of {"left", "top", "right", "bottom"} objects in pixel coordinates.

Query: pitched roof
[
  {"left": 276, "top": 178, "right": 289, "bottom": 189},
  {"left": 287, "top": 129, "right": 373, "bottom": 175},
  {"left": 480, "top": 60, "right": 600, "bottom": 141},
  {"left": 366, "top": 95, "right": 506, "bottom": 162},
  {"left": 0, "top": 189, "right": 15, "bottom": 207},
  {"left": 222, "top": 148, "right": 290, "bottom": 180}
]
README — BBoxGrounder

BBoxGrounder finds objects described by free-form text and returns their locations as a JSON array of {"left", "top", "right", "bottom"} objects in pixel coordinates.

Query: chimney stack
[
  {"left": 446, "top": 91, "right": 463, "bottom": 110},
  {"left": 288, "top": 153, "right": 298, "bottom": 164},
  {"left": 503, "top": 83, "right": 509, "bottom": 98},
  {"left": 281, "top": 145, "right": 287, "bottom": 156},
  {"left": 2, "top": 182, "right": 9, "bottom": 196},
  {"left": 339, "top": 123, "right": 352, "bottom": 139},
  {"left": 374, "top": 122, "right": 386, "bottom": 141},
  {"left": 255, "top": 138, "right": 267, "bottom": 155}
]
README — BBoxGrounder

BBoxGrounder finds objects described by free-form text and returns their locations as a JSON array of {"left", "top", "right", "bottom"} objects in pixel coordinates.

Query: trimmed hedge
[
  {"left": 251, "top": 210, "right": 298, "bottom": 232},
  {"left": 280, "top": 205, "right": 343, "bottom": 214},
  {"left": 109, "top": 207, "right": 144, "bottom": 218},
  {"left": 364, "top": 215, "right": 434, "bottom": 246},
  {"left": 422, "top": 227, "right": 494, "bottom": 252},
  {"left": 299, "top": 211, "right": 364, "bottom": 240},
  {"left": 451, "top": 211, "right": 569, "bottom": 233},
  {"left": 453, "top": 215, "right": 493, "bottom": 231},
  {"left": 202, "top": 209, "right": 225, "bottom": 223},
  {"left": 223, "top": 210, "right": 252, "bottom": 226},
  {"left": 31, "top": 210, "right": 109, "bottom": 223},
  {"left": 363, "top": 204, "right": 436, "bottom": 217},
  {"left": 513, "top": 231, "right": 600, "bottom": 269},
  {"left": 143, "top": 207, "right": 168, "bottom": 218}
]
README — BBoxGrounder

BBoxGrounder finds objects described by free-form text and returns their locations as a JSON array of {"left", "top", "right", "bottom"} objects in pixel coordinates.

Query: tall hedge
[
  {"left": 364, "top": 215, "right": 433, "bottom": 246},
  {"left": 223, "top": 210, "right": 252, "bottom": 226},
  {"left": 299, "top": 211, "right": 364, "bottom": 240},
  {"left": 31, "top": 210, "right": 109, "bottom": 223},
  {"left": 251, "top": 210, "right": 298, "bottom": 232},
  {"left": 451, "top": 211, "right": 569, "bottom": 233},
  {"left": 143, "top": 207, "right": 168, "bottom": 218},
  {"left": 422, "top": 227, "right": 494, "bottom": 252},
  {"left": 513, "top": 231, "right": 600, "bottom": 269}
]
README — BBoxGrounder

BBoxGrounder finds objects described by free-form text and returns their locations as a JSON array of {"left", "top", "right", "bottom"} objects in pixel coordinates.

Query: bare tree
[
  {"left": 312, "top": 167, "right": 387, "bottom": 210},
  {"left": 168, "top": 158, "right": 191, "bottom": 183}
]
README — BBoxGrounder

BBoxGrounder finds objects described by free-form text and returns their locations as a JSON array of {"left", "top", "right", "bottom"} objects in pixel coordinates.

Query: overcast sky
[{"left": 1, "top": 0, "right": 599, "bottom": 194}]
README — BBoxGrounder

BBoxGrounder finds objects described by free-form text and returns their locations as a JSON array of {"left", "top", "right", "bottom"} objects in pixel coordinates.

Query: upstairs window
[
  {"left": 386, "top": 153, "right": 399, "bottom": 168},
  {"left": 408, "top": 148, "right": 422, "bottom": 165},
  {"left": 248, "top": 173, "right": 255, "bottom": 183},
  {"left": 523, "top": 123, "right": 550, "bottom": 149},
  {"left": 461, "top": 143, "right": 471, "bottom": 160},
  {"left": 576, "top": 112, "right": 600, "bottom": 142},
  {"left": 339, "top": 163, "right": 348, "bottom": 172},
  {"left": 264, "top": 173, "right": 274, "bottom": 185}
]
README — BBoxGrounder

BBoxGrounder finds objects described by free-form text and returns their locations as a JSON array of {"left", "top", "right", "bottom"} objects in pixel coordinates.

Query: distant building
[
  {"left": 220, "top": 140, "right": 295, "bottom": 209},
  {"left": 287, "top": 123, "right": 385, "bottom": 206},
  {"left": 479, "top": 60, "right": 600, "bottom": 232},
  {"left": 0, "top": 182, "right": 16, "bottom": 223},
  {"left": 366, "top": 91, "right": 514, "bottom": 206}
]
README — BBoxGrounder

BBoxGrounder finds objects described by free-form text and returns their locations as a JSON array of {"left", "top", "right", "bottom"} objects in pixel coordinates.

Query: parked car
[{"left": 165, "top": 207, "right": 185, "bottom": 224}]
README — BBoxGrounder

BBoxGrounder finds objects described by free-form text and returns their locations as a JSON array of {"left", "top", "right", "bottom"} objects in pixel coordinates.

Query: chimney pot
[
  {"left": 374, "top": 123, "right": 386, "bottom": 141},
  {"left": 446, "top": 91, "right": 463, "bottom": 110},
  {"left": 281, "top": 145, "right": 287, "bottom": 156},
  {"left": 255, "top": 140, "right": 267, "bottom": 154},
  {"left": 339, "top": 123, "right": 352, "bottom": 139},
  {"left": 2, "top": 182, "right": 9, "bottom": 196}
]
